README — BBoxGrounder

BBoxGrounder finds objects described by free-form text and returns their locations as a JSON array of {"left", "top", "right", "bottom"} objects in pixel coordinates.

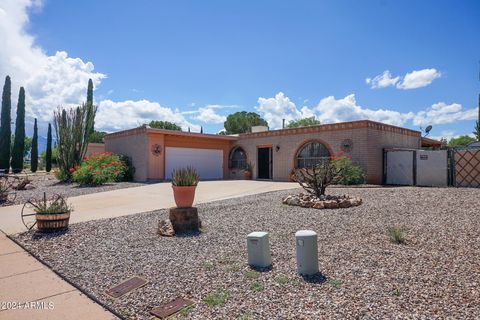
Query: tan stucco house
[{"left": 104, "top": 120, "right": 439, "bottom": 184}]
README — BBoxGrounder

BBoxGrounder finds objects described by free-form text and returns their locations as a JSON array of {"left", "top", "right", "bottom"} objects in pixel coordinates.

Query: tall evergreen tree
[
  {"left": 46, "top": 123, "right": 52, "bottom": 172},
  {"left": 0, "top": 76, "right": 12, "bottom": 173},
  {"left": 86, "top": 79, "right": 95, "bottom": 137},
  {"left": 200, "top": 126, "right": 203, "bottom": 134},
  {"left": 474, "top": 94, "right": 480, "bottom": 141},
  {"left": 31, "top": 118, "right": 38, "bottom": 173},
  {"left": 11, "top": 87, "right": 26, "bottom": 173}
]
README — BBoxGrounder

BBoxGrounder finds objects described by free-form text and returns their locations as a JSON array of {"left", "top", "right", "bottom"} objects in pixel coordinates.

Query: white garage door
[{"left": 165, "top": 147, "right": 223, "bottom": 180}]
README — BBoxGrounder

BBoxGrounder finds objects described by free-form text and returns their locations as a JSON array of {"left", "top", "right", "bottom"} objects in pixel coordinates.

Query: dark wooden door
[{"left": 257, "top": 147, "right": 272, "bottom": 179}]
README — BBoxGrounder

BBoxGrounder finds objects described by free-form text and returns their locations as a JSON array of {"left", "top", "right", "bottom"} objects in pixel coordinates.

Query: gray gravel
[
  {"left": 2, "top": 174, "right": 147, "bottom": 206},
  {"left": 13, "top": 187, "right": 480, "bottom": 319}
]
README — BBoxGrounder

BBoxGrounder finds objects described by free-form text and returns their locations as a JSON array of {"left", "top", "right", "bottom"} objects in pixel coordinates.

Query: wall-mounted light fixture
[{"left": 275, "top": 145, "right": 280, "bottom": 152}]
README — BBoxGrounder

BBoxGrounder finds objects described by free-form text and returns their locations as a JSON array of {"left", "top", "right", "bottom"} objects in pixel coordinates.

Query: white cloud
[
  {"left": 257, "top": 92, "right": 312, "bottom": 129},
  {"left": 193, "top": 106, "right": 227, "bottom": 124},
  {"left": 0, "top": 0, "right": 105, "bottom": 128},
  {"left": 256, "top": 92, "right": 477, "bottom": 130},
  {"left": 366, "top": 68, "right": 441, "bottom": 90},
  {"left": 314, "top": 94, "right": 413, "bottom": 127},
  {"left": 365, "top": 70, "right": 400, "bottom": 89},
  {"left": 97, "top": 99, "right": 199, "bottom": 132},
  {"left": 412, "top": 102, "right": 477, "bottom": 126},
  {"left": 397, "top": 68, "right": 441, "bottom": 90}
]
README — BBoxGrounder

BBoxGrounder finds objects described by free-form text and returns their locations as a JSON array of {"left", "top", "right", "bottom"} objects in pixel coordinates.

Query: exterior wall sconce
[{"left": 275, "top": 145, "right": 280, "bottom": 152}]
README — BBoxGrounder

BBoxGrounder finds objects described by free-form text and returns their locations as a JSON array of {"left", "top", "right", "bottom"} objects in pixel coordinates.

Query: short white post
[
  {"left": 247, "top": 232, "right": 272, "bottom": 268},
  {"left": 295, "top": 230, "right": 319, "bottom": 275}
]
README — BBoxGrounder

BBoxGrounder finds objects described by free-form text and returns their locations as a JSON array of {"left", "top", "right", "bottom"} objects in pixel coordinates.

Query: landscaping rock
[
  {"left": 157, "top": 219, "right": 175, "bottom": 237},
  {"left": 283, "top": 193, "right": 362, "bottom": 210}
]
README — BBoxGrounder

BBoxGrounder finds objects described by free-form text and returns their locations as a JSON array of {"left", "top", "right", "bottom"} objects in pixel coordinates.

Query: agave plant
[{"left": 171, "top": 167, "right": 199, "bottom": 186}]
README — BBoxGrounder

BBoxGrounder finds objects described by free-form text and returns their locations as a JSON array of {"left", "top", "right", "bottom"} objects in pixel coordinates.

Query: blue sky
[{"left": 1, "top": 0, "right": 479, "bottom": 140}]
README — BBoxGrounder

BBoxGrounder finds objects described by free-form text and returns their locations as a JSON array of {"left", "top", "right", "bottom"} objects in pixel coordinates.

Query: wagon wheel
[{"left": 21, "top": 200, "right": 37, "bottom": 231}]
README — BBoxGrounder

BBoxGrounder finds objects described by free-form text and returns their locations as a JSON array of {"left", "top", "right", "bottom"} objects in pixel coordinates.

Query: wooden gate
[{"left": 454, "top": 149, "right": 480, "bottom": 187}]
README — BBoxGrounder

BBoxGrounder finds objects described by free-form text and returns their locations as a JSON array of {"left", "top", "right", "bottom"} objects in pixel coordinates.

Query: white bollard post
[
  {"left": 247, "top": 232, "right": 272, "bottom": 268},
  {"left": 295, "top": 230, "right": 319, "bottom": 275}
]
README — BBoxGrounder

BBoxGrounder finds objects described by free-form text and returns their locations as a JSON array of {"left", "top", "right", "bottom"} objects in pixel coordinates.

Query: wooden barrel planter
[{"left": 36, "top": 212, "right": 71, "bottom": 233}]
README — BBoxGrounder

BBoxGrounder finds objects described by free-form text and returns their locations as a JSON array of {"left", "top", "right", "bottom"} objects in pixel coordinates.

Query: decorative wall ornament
[
  {"left": 151, "top": 144, "right": 162, "bottom": 156},
  {"left": 340, "top": 139, "right": 353, "bottom": 153}
]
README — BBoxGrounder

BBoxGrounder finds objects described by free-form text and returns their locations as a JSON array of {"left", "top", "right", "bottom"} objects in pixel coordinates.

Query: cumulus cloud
[
  {"left": 365, "top": 70, "right": 400, "bottom": 89},
  {"left": 314, "top": 94, "right": 413, "bottom": 127},
  {"left": 97, "top": 99, "right": 199, "bottom": 132},
  {"left": 257, "top": 92, "right": 312, "bottom": 129},
  {"left": 0, "top": 0, "right": 105, "bottom": 127},
  {"left": 397, "top": 68, "right": 442, "bottom": 90},
  {"left": 193, "top": 106, "right": 227, "bottom": 124},
  {"left": 255, "top": 92, "right": 477, "bottom": 130},
  {"left": 366, "top": 68, "right": 441, "bottom": 90},
  {"left": 412, "top": 102, "right": 477, "bottom": 126}
]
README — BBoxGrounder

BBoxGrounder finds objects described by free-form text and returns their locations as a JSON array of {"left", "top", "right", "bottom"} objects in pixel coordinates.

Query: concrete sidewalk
[
  {"left": 0, "top": 180, "right": 297, "bottom": 235},
  {"left": 0, "top": 232, "right": 115, "bottom": 320}
]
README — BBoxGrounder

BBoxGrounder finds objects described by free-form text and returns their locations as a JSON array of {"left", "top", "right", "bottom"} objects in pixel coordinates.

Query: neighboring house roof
[
  {"left": 468, "top": 141, "right": 480, "bottom": 148},
  {"left": 421, "top": 137, "right": 443, "bottom": 148}
]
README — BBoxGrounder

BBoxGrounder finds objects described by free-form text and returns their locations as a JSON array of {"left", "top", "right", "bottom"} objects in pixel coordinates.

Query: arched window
[
  {"left": 296, "top": 141, "right": 330, "bottom": 168},
  {"left": 229, "top": 147, "right": 247, "bottom": 169}
]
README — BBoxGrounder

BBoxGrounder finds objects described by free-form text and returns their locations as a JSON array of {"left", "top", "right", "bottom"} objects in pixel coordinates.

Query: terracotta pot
[
  {"left": 244, "top": 171, "right": 252, "bottom": 180},
  {"left": 172, "top": 185, "right": 197, "bottom": 208},
  {"left": 36, "top": 212, "right": 70, "bottom": 233}
]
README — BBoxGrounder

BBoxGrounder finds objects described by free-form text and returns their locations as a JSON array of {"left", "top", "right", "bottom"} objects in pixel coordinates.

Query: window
[
  {"left": 296, "top": 141, "right": 330, "bottom": 168},
  {"left": 229, "top": 147, "right": 247, "bottom": 169}
]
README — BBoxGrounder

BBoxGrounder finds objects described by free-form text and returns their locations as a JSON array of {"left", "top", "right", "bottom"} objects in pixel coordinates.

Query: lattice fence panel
[{"left": 455, "top": 149, "right": 480, "bottom": 187}]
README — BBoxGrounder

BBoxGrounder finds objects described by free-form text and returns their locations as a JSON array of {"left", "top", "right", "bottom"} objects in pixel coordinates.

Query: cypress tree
[
  {"left": 0, "top": 76, "right": 12, "bottom": 173},
  {"left": 31, "top": 118, "right": 38, "bottom": 173},
  {"left": 200, "top": 126, "right": 203, "bottom": 134},
  {"left": 11, "top": 87, "right": 26, "bottom": 173},
  {"left": 86, "top": 79, "right": 95, "bottom": 137},
  {"left": 46, "top": 123, "right": 52, "bottom": 172}
]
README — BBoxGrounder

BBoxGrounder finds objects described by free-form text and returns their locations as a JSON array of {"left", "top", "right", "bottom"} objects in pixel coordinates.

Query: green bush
[
  {"left": 332, "top": 153, "right": 365, "bottom": 185},
  {"left": 71, "top": 152, "right": 131, "bottom": 186}
]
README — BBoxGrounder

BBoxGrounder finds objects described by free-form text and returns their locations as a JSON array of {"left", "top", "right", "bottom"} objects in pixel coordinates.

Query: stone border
[{"left": 282, "top": 194, "right": 362, "bottom": 209}]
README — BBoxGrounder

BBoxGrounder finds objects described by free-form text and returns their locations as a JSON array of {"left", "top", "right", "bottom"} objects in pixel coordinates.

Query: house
[{"left": 104, "top": 120, "right": 440, "bottom": 184}]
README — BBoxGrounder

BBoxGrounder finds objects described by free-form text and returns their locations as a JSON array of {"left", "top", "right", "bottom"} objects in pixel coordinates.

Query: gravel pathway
[
  {"left": 13, "top": 187, "right": 480, "bottom": 319},
  {"left": 2, "top": 174, "right": 147, "bottom": 206}
]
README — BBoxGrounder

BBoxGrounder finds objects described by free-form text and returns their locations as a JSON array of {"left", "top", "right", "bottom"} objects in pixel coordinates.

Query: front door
[{"left": 257, "top": 147, "right": 272, "bottom": 179}]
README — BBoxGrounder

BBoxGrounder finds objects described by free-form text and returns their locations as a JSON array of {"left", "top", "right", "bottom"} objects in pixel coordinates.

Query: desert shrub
[
  {"left": 388, "top": 226, "right": 407, "bottom": 244},
  {"left": 72, "top": 152, "right": 130, "bottom": 186},
  {"left": 293, "top": 160, "right": 341, "bottom": 197},
  {"left": 333, "top": 154, "right": 365, "bottom": 185}
]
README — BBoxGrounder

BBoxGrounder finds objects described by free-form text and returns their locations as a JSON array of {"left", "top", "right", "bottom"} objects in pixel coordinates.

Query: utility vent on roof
[{"left": 251, "top": 126, "right": 269, "bottom": 133}]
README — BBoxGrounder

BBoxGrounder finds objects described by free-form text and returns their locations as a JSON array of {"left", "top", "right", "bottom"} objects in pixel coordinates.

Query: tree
[
  {"left": 200, "top": 126, "right": 203, "bottom": 134},
  {"left": 223, "top": 111, "right": 268, "bottom": 134},
  {"left": 148, "top": 120, "right": 182, "bottom": 131},
  {"left": 287, "top": 117, "right": 320, "bottom": 128},
  {"left": 11, "top": 87, "right": 26, "bottom": 173},
  {"left": 88, "top": 130, "right": 106, "bottom": 143},
  {"left": 31, "top": 118, "right": 38, "bottom": 172},
  {"left": 86, "top": 79, "right": 95, "bottom": 138},
  {"left": 46, "top": 123, "right": 52, "bottom": 172},
  {"left": 448, "top": 135, "right": 475, "bottom": 147},
  {"left": 54, "top": 103, "right": 96, "bottom": 181},
  {"left": 0, "top": 76, "right": 12, "bottom": 173},
  {"left": 474, "top": 94, "right": 480, "bottom": 141}
]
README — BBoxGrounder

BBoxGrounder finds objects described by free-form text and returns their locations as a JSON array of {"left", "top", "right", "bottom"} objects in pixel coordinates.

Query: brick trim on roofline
[
  {"left": 104, "top": 126, "right": 148, "bottom": 139},
  {"left": 238, "top": 120, "right": 421, "bottom": 139}
]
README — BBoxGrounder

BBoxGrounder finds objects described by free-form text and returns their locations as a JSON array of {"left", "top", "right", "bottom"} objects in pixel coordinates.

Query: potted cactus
[
  {"left": 244, "top": 162, "right": 254, "bottom": 180},
  {"left": 30, "top": 193, "right": 73, "bottom": 232},
  {"left": 171, "top": 167, "right": 199, "bottom": 208}
]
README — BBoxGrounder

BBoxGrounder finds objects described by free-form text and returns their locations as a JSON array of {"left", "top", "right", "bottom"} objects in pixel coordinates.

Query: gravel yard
[
  {"left": 2, "top": 174, "right": 147, "bottom": 206},
  {"left": 13, "top": 187, "right": 480, "bottom": 319}
]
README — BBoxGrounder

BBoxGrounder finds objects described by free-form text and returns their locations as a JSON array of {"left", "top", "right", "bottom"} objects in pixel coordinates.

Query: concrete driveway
[{"left": 0, "top": 180, "right": 297, "bottom": 235}]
